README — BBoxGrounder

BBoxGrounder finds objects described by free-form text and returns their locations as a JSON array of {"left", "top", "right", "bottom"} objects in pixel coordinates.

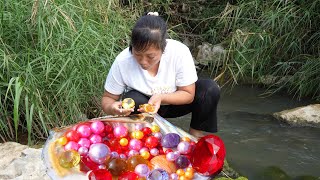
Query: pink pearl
[
  {"left": 77, "top": 124, "right": 92, "bottom": 138},
  {"left": 113, "top": 126, "right": 128, "bottom": 138},
  {"left": 89, "top": 134, "right": 102, "bottom": 144},
  {"left": 154, "top": 132, "right": 162, "bottom": 139},
  {"left": 135, "top": 124, "right": 144, "bottom": 131},
  {"left": 64, "top": 141, "right": 79, "bottom": 151},
  {"left": 78, "top": 138, "right": 91, "bottom": 148},
  {"left": 139, "top": 147, "right": 149, "bottom": 154},
  {"left": 134, "top": 164, "right": 150, "bottom": 177},
  {"left": 166, "top": 152, "right": 179, "bottom": 161},
  {"left": 128, "top": 150, "right": 139, "bottom": 157},
  {"left": 78, "top": 146, "right": 88, "bottom": 155},
  {"left": 90, "top": 121, "right": 105, "bottom": 134},
  {"left": 177, "top": 141, "right": 192, "bottom": 154},
  {"left": 150, "top": 148, "right": 159, "bottom": 156},
  {"left": 129, "top": 139, "right": 143, "bottom": 151}
]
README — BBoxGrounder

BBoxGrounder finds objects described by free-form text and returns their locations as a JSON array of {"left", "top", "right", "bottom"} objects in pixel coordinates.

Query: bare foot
[{"left": 189, "top": 128, "right": 213, "bottom": 139}]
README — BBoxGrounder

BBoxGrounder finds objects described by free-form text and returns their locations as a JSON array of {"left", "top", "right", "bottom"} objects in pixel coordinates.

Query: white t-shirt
[{"left": 104, "top": 39, "right": 198, "bottom": 96}]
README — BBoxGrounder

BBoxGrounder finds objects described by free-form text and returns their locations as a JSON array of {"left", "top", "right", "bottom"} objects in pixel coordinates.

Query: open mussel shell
[{"left": 122, "top": 98, "right": 135, "bottom": 109}]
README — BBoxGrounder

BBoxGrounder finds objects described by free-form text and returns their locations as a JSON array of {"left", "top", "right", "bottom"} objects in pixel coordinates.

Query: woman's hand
[
  {"left": 138, "top": 94, "right": 162, "bottom": 113},
  {"left": 102, "top": 91, "right": 134, "bottom": 116},
  {"left": 111, "top": 101, "right": 134, "bottom": 116}
]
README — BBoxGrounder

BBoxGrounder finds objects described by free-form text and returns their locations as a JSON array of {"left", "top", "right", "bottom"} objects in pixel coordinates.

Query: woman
[{"left": 101, "top": 12, "right": 220, "bottom": 138}]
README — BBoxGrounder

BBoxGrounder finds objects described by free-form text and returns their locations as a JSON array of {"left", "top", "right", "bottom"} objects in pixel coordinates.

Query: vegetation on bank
[{"left": 0, "top": 0, "right": 319, "bottom": 145}]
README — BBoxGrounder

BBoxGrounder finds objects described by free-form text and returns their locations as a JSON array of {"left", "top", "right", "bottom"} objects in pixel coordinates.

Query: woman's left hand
[{"left": 145, "top": 94, "right": 162, "bottom": 113}]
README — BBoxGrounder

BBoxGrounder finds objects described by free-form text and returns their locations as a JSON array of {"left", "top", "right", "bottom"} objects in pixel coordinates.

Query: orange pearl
[
  {"left": 151, "top": 125, "right": 160, "bottom": 133},
  {"left": 186, "top": 167, "right": 194, "bottom": 173},
  {"left": 176, "top": 169, "right": 185, "bottom": 176},
  {"left": 119, "top": 138, "right": 128, "bottom": 146},
  {"left": 140, "top": 151, "right": 150, "bottom": 159},
  {"left": 184, "top": 171, "right": 194, "bottom": 179},
  {"left": 182, "top": 137, "right": 191, "bottom": 142},
  {"left": 57, "top": 136, "right": 68, "bottom": 145},
  {"left": 179, "top": 175, "right": 190, "bottom": 180}
]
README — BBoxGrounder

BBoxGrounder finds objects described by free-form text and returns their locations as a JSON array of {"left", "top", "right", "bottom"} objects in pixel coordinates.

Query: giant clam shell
[{"left": 42, "top": 114, "right": 208, "bottom": 180}]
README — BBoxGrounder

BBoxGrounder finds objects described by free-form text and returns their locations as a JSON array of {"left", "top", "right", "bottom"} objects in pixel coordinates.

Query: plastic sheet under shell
[{"left": 42, "top": 114, "right": 210, "bottom": 180}]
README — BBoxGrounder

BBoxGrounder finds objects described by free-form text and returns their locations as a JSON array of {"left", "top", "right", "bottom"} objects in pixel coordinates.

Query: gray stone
[
  {"left": 273, "top": 104, "right": 320, "bottom": 127},
  {"left": 0, "top": 142, "right": 50, "bottom": 180}
]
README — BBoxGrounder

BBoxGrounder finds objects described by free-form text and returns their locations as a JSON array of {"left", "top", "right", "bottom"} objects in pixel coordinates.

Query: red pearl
[
  {"left": 142, "top": 127, "right": 152, "bottom": 136},
  {"left": 65, "top": 130, "right": 80, "bottom": 142},
  {"left": 145, "top": 136, "right": 159, "bottom": 148}
]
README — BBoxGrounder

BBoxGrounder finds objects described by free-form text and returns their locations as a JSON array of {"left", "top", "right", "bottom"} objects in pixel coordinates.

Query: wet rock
[
  {"left": 273, "top": 104, "right": 320, "bottom": 127},
  {"left": 0, "top": 142, "right": 49, "bottom": 180}
]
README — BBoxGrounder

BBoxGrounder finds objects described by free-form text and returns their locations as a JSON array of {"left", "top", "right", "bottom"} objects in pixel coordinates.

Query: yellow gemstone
[
  {"left": 59, "top": 150, "right": 80, "bottom": 168},
  {"left": 119, "top": 138, "right": 129, "bottom": 146},
  {"left": 151, "top": 125, "right": 160, "bottom": 133},
  {"left": 122, "top": 98, "right": 135, "bottom": 109},
  {"left": 57, "top": 136, "right": 68, "bottom": 145}
]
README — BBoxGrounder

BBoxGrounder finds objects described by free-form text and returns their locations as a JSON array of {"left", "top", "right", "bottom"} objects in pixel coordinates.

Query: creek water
[{"left": 167, "top": 84, "right": 320, "bottom": 179}]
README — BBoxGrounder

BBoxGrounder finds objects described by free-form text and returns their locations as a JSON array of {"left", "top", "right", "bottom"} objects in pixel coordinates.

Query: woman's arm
[{"left": 147, "top": 83, "right": 195, "bottom": 113}]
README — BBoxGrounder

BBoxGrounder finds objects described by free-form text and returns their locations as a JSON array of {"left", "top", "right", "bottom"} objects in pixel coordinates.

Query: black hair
[{"left": 129, "top": 14, "right": 167, "bottom": 53}]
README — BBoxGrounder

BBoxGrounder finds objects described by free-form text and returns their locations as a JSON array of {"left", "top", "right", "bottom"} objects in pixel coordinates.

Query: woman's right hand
[{"left": 111, "top": 101, "right": 134, "bottom": 116}]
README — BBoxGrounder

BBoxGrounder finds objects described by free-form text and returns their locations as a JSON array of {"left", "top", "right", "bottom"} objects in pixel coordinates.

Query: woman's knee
[{"left": 196, "top": 79, "right": 220, "bottom": 101}]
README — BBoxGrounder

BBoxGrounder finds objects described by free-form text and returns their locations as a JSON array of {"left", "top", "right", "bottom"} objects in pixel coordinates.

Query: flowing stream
[{"left": 168, "top": 84, "right": 320, "bottom": 179}]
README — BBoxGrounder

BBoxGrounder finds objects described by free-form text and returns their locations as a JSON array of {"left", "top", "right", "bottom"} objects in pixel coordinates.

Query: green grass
[{"left": 0, "top": 0, "right": 138, "bottom": 144}]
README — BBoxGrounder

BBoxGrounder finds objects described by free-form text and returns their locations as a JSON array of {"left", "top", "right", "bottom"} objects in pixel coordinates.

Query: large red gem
[
  {"left": 190, "top": 135, "right": 226, "bottom": 176},
  {"left": 88, "top": 169, "right": 112, "bottom": 180}
]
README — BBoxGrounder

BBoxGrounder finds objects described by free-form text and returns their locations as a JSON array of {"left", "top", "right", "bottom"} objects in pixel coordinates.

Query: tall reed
[{"left": 0, "top": 0, "right": 136, "bottom": 143}]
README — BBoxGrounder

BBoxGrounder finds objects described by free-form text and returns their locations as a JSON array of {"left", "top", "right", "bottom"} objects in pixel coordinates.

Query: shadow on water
[{"left": 167, "top": 84, "right": 320, "bottom": 180}]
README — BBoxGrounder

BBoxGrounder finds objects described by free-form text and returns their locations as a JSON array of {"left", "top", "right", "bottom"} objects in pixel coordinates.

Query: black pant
[{"left": 123, "top": 79, "right": 220, "bottom": 133}]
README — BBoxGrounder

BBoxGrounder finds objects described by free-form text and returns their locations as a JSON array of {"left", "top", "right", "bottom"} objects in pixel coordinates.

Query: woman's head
[{"left": 129, "top": 13, "right": 167, "bottom": 53}]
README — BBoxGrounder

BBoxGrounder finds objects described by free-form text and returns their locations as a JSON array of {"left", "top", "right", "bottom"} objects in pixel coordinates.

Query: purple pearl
[
  {"left": 110, "top": 151, "right": 119, "bottom": 159},
  {"left": 119, "top": 154, "right": 127, "bottom": 159},
  {"left": 147, "top": 169, "right": 169, "bottom": 180},
  {"left": 161, "top": 133, "right": 180, "bottom": 148},
  {"left": 175, "top": 155, "right": 190, "bottom": 169},
  {"left": 88, "top": 143, "right": 111, "bottom": 164},
  {"left": 139, "top": 147, "right": 149, "bottom": 154}
]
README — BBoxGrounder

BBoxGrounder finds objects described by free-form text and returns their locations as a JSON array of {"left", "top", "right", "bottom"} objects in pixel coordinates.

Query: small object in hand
[
  {"left": 139, "top": 104, "right": 155, "bottom": 113},
  {"left": 122, "top": 98, "right": 135, "bottom": 109}
]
